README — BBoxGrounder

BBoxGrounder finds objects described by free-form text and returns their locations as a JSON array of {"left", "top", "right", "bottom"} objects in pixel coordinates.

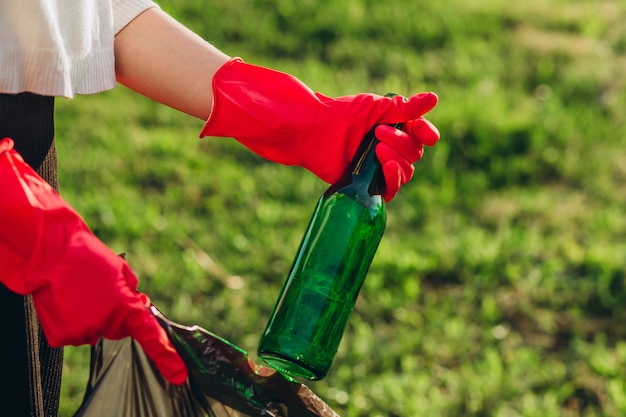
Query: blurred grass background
[{"left": 56, "top": 0, "right": 626, "bottom": 415}]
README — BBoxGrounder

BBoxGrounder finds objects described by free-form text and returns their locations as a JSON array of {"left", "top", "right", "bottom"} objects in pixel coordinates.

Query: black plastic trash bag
[{"left": 74, "top": 307, "right": 339, "bottom": 417}]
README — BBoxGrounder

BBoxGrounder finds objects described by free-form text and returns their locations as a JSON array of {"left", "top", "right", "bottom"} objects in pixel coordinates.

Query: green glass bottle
[{"left": 258, "top": 120, "right": 399, "bottom": 380}]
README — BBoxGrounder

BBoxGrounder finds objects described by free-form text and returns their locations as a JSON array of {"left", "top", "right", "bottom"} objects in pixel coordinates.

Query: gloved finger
[
  {"left": 376, "top": 144, "right": 416, "bottom": 202},
  {"left": 380, "top": 160, "right": 401, "bottom": 202},
  {"left": 124, "top": 297, "right": 189, "bottom": 385},
  {"left": 1, "top": 137, "right": 13, "bottom": 153},
  {"left": 404, "top": 117, "right": 440, "bottom": 147},
  {"left": 375, "top": 124, "right": 424, "bottom": 163},
  {"left": 376, "top": 92, "right": 438, "bottom": 124}
]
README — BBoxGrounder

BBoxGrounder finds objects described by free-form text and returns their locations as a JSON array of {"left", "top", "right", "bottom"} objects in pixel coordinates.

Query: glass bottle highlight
[{"left": 258, "top": 122, "right": 399, "bottom": 380}]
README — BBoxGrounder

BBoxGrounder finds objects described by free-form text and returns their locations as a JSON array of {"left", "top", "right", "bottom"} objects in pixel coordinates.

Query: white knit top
[{"left": 0, "top": 0, "right": 158, "bottom": 98}]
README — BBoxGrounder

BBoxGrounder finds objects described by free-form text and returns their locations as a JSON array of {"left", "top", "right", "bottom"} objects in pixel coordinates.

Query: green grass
[{"left": 56, "top": 0, "right": 626, "bottom": 415}]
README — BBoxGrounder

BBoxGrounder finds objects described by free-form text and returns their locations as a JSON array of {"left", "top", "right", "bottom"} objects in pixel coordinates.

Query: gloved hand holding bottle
[
  {"left": 200, "top": 58, "right": 440, "bottom": 201},
  {"left": 0, "top": 138, "right": 188, "bottom": 386},
  {"left": 195, "top": 58, "right": 441, "bottom": 380}
]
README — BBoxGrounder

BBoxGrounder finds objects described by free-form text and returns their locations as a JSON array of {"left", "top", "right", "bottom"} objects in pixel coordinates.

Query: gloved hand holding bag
[{"left": 0, "top": 138, "right": 187, "bottom": 385}]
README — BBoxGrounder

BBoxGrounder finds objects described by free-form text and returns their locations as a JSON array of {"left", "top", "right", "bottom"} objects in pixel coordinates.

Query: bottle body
[{"left": 258, "top": 128, "right": 387, "bottom": 380}]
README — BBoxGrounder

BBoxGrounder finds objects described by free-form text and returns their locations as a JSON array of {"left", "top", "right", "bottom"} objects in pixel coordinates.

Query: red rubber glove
[
  {"left": 200, "top": 57, "right": 440, "bottom": 201},
  {"left": 0, "top": 138, "right": 187, "bottom": 385}
]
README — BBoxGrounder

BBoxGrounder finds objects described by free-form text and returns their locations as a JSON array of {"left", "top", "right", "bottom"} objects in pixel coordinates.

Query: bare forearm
[{"left": 114, "top": 7, "right": 230, "bottom": 120}]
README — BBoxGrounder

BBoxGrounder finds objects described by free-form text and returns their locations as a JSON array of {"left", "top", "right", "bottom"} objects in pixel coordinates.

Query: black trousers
[{"left": 0, "top": 93, "right": 63, "bottom": 417}]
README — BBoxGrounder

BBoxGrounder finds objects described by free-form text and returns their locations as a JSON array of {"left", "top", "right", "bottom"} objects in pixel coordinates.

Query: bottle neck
[
  {"left": 331, "top": 122, "right": 407, "bottom": 199},
  {"left": 351, "top": 130, "right": 384, "bottom": 196},
  {"left": 326, "top": 126, "right": 385, "bottom": 200}
]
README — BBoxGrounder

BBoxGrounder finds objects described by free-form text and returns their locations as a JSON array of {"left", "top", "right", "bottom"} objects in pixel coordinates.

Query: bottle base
[{"left": 258, "top": 351, "right": 326, "bottom": 381}]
